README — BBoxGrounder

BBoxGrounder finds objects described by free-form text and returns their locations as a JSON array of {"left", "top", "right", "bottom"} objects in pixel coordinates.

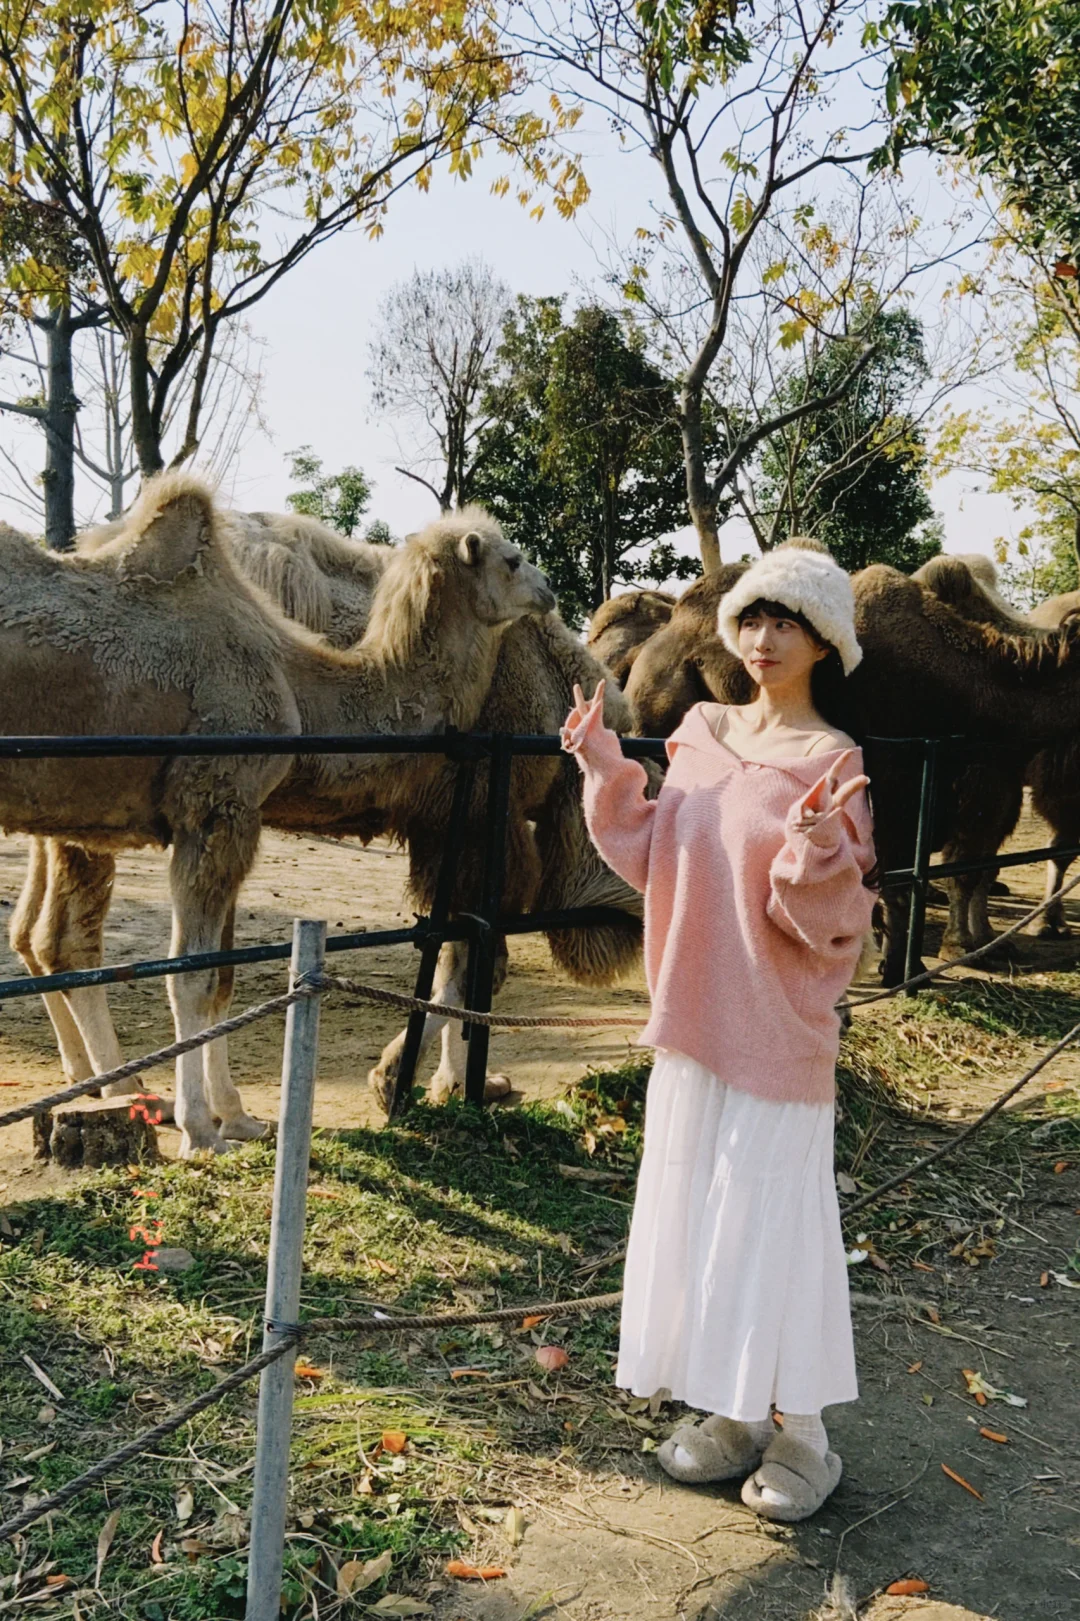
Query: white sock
[
  {"left": 746, "top": 1416, "right": 776, "bottom": 1453},
  {"left": 776, "top": 1411, "right": 828, "bottom": 1457}
]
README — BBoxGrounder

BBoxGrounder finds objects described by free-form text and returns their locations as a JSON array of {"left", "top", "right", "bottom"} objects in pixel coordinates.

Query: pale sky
[{"left": 0, "top": 90, "right": 1028, "bottom": 569}]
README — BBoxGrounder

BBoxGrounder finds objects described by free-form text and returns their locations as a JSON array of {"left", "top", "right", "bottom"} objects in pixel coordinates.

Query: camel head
[{"left": 363, "top": 507, "right": 555, "bottom": 666}]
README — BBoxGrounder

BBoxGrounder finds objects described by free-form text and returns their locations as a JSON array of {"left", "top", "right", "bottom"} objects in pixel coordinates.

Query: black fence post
[
  {"left": 388, "top": 757, "right": 477, "bottom": 1118},
  {"left": 462, "top": 735, "right": 513, "bottom": 1106},
  {"left": 904, "top": 738, "right": 941, "bottom": 993}
]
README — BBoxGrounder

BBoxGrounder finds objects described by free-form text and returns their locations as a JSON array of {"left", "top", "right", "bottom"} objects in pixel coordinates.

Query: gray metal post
[{"left": 245, "top": 919, "right": 326, "bottom": 1621}]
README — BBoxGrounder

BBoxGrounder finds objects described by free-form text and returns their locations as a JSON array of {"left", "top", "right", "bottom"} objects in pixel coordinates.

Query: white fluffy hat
[{"left": 716, "top": 541, "right": 862, "bottom": 676}]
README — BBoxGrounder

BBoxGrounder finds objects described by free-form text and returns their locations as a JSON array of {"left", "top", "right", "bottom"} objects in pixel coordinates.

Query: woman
[{"left": 562, "top": 543, "right": 876, "bottom": 1522}]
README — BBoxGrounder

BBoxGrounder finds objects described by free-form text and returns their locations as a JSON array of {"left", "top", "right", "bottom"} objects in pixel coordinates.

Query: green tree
[
  {"left": 285, "top": 448, "right": 372, "bottom": 537},
  {"left": 878, "top": 0, "right": 1080, "bottom": 256},
  {"left": 471, "top": 297, "right": 697, "bottom": 625},
  {"left": 0, "top": 0, "right": 583, "bottom": 481},
  {"left": 752, "top": 310, "right": 942, "bottom": 572}
]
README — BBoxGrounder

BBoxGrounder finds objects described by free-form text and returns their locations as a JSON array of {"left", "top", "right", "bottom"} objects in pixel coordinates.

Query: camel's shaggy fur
[
  {"left": 4, "top": 478, "right": 554, "bottom": 1151},
  {"left": 229, "top": 512, "right": 649, "bottom": 1107},
  {"left": 23, "top": 503, "right": 639, "bottom": 1112},
  {"left": 623, "top": 566, "right": 753, "bottom": 737},
  {"left": 586, "top": 590, "right": 675, "bottom": 686}
]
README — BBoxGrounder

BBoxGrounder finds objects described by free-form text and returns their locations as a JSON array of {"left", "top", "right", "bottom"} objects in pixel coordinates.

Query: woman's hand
[
  {"left": 793, "top": 750, "right": 870, "bottom": 840},
  {"left": 561, "top": 679, "right": 606, "bottom": 752}
]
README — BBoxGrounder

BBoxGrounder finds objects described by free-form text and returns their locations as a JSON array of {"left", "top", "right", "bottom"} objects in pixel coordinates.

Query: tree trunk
[
  {"left": 128, "top": 324, "right": 165, "bottom": 476},
  {"left": 40, "top": 305, "right": 78, "bottom": 550},
  {"left": 679, "top": 380, "right": 721, "bottom": 575}
]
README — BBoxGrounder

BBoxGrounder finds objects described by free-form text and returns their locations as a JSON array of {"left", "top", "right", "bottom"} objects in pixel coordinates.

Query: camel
[
  {"left": 1028, "top": 588, "right": 1080, "bottom": 630},
  {"left": 0, "top": 476, "right": 555, "bottom": 1154},
  {"left": 16, "top": 508, "right": 644, "bottom": 1114},
  {"left": 618, "top": 552, "right": 1080, "bottom": 982},
  {"left": 1016, "top": 587, "right": 1080, "bottom": 935},
  {"left": 623, "top": 566, "right": 754, "bottom": 735},
  {"left": 586, "top": 590, "right": 675, "bottom": 686}
]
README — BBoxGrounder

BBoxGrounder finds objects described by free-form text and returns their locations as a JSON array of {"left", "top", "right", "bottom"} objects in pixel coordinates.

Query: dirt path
[{"left": 0, "top": 829, "right": 649, "bottom": 1193}]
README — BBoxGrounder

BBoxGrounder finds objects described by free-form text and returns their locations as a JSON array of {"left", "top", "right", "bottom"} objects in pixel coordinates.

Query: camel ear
[
  {"left": 118, "top": 488, "right": 215, "bottom": 583},
  {"left": 458, "top": 530, "right": 483, "bottom": 567}
]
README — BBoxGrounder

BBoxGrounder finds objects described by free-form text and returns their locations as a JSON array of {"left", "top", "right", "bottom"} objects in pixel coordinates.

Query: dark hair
[
  {"left": 737, "top": 599, "right": 876, "bottom": 887},
  {"left": 737, "top": 598, "right": 858, "bottom": 739}
]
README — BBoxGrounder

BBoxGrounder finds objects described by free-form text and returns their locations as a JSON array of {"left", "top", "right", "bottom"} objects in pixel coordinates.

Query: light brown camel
[
  {"left": 1028, "top": 588, "right": 1080, "bottom": 629},
  {"left": 0, "top": 479, "right": 554, "bottom": 1153},
  {"left": 17, "top": 509, "right": 641, "bottom": 1112},
  {"left": 586, "top": 590, "right": 675, "bottom": 686},
  {"left": 619, "top": 552, "right": 1080, "bottom": 983}
]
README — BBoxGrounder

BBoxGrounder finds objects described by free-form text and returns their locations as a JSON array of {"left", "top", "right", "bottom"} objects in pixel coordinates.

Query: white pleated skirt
[{"left": 616, "top": 1050, "right": 858, "bottom": 1420}]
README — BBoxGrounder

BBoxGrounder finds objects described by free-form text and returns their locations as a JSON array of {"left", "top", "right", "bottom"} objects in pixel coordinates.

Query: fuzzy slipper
[
  {"left": 740, "top": 1435, "right": 842, "bottom": 1522},
  {"left": 658, "top": 1416, "right": 765, "bottom": 1484}
]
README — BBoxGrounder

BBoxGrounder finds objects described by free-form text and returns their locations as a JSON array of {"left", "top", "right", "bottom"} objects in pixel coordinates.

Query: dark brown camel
[
  {"left": 622, "top": 556, "right": 1080, "bottom": 984},
  {"left": 586, "top": 590, "right": 675, "bottom": 686}
]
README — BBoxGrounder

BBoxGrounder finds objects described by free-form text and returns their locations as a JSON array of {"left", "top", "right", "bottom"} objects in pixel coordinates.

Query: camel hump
[{"left": 95, "top": 472, "right": 219, "bottom": 583}]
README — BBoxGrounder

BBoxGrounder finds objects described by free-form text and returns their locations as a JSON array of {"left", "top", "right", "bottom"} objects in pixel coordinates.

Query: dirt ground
[
  {"left": 0, "top": 828, "right": 650, "bottom": 1190},
  {"left": 1, "top": 808, "right": 1078, "bottom": 1620}
]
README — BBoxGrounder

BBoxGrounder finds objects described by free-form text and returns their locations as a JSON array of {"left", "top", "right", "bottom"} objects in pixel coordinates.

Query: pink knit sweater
[{"left": 566, "top": 703, "right": 876, "bottom": 1104}]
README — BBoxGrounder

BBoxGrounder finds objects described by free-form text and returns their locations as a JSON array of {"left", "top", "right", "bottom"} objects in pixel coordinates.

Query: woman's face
[{"left": 737, "top": 608, "right": 828, "bottom": 693}]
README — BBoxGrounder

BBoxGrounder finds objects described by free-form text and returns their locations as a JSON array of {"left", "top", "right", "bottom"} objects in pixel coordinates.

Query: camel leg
[
  {"left": 10, "top": 838, "right": 95, "bottom": 1084},
  {"left": 199, "top": 905, "right": 263, "bottom": 1140},
  {"left": 967, "top": 871, "right": 998, "bottom": 949},
  {"left": 30, "top": 840, "right": 140, "bottom": 1093},
  {"left": 878, "top": 888, "right": 921, "bottom": 986},
  {"left": 940, "top": 876, "right": 976, "bottom": 959},
  {"left": 426, "top": 937, "right": 510, "bottom": 1105},
  {"left": 167, "top": 822, "right": 263, "bottom": 1159},
  {"left": 1036, "top": 850, "right": 1074, "bottom": 938},
  {"left": 368, "top": 953, "right": 449, "bottom": 1110}
]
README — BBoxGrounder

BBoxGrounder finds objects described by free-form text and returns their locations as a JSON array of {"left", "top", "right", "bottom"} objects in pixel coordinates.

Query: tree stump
[{"left": 33, "top": 1096, "right": 161, "bottom": 1169}]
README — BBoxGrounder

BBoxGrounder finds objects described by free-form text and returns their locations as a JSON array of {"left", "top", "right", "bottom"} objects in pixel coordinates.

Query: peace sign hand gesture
[
  {"left": 792, "top": 750, "right": 870, "bottom": 844},
  {"left": 561, "top": 679, "right": 607, "bottom": 753}
]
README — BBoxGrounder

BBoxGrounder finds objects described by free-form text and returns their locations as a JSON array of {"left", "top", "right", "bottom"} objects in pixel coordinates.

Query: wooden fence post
[{"left": 245, "top": 919, "right": 326, "bottom": 1621}]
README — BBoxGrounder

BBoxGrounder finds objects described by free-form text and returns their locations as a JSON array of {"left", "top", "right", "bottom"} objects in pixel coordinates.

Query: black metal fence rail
[{"left": 0, "top": 729, "right": 1077, "bottom": 1107}]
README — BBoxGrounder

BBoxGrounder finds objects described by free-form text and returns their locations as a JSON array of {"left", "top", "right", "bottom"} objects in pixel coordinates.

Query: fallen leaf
[
  {"left": 907, "top": 1361, "right": 923, "bottom": 1374},
  {"left": 911, "top": 1260, "right": 935, "bottom": 1273},
  {"left": 307, "top": 1187, "right": 341, "bottom": 1200},
  {"left": 294, "top": 1363, "right": 324, "bottom": 1380},
  {"left": 45, "top": 1574, "right": 72, "bottom": 1588},
  {"left": 1049, "top": 1270, "right": 1080, "bottom": 1290},
  {"left": 520, "top": 1314, "right": 545, "bottom": 1330},
  {"left": 446, "top": 1560, "right": 508, "bottom": 1580},
  {"left": 534, "top": 1345, "right": 569, "bottom": 1372},
  {"left": 175, "top": 1487, "right": 194, "bottom": 1524},
  {"left": 925, "top": 1305, "right": 940, "bottom": 1324},
  {"left": 381, "top": 1431, "right": 408, "bottom": 1454},
  {"left": 95, "top": 1508, "right": 122, "bottom": 1588},
  {"left": 556, "top": 1163, "right": 623, "bottom": 1184},
  {"left": 337, "top": 1548, "right": 392, "bottom": 1596},
  {"left": 835, "top": 1171, "right": 857, "bottom": 1195},
  {"left": 505, "top": 1505, "right": 526, "bottom": 1545},
  {"left": 961, "top": 1369, "right": 1026, "bottom": 1407},
  {"left": 885, "top": 1578, "right": 930, "bottom": 1596},
  {"left": 1054, "top": 1161, "right": 1070, "bottom": 1174},
  {"left": 942, "top": 1463, "right": 983, "bottom": 1500},
  {"left": 180, "top": 1538, "right": 213, "bottom": 1559},
  {"left": 150, "top": 1530, "right": 165, "bottom": 1566},
  {"left": 979, "top": 1428, "right": 1008, "bottom": 1444},
  {"left": 449, "top": 1368, "right": 489, "bottom": 1380},
  {"left": 1040, "top": 1271, "right": 1050, "bottom": 1287},
  {"left": 369, "top": 1596, "right": 432, "bottom": 1616},
  {"left": 369, "top": 1257, "right": 398, "bottom": 1276},
  {"left": 869, "top": 1253, "right": 892, "bottom": 1274}
]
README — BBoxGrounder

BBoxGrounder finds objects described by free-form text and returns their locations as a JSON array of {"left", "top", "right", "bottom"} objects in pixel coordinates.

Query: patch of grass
[
  {"left": 0, "top": 1023, "right": 1068, "bottom": 1616},
  {"left": 0, "top": 1094, "right": 638, "bottom": 1618}
]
